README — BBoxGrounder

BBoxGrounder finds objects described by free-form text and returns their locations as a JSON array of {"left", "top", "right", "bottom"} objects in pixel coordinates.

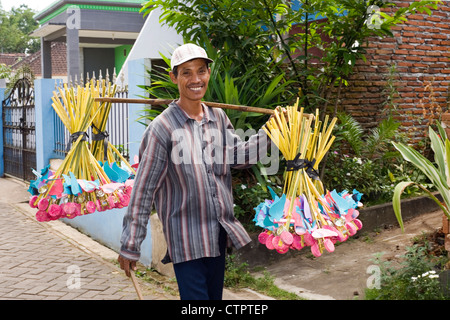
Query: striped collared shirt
[{"left": 120, "top": 101, "right": 269, "bottom": 264}]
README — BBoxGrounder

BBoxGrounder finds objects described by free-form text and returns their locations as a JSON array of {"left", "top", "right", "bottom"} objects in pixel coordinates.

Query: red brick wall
[{"left": 340, "top": 0, "right": 450, "bottom": 144}]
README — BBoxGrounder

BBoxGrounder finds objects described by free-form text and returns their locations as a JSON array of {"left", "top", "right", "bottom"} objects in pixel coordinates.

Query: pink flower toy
[
  {"left": 62, "top": 202, "right": 77, "bottom": 219},
  {"left": 37, "top": 197, "right": 50, "bottom": 211},
  {"left": 28, "top": 169, "right": 136, "bottom": 222},
  {"left": 85, "top": 201, "right": 96, "bottom": 214},
  {"left": 96, "top": 199, "right": 104, "bottom": 212},
  {"left": 48, "top": 204, "right": 62, "bottom": 219},
  {"left": 119, "top": 193, "right": 130, "bottom": 206},
  {"left": 35, "top": 210, "right": 49, "bottom": 222},
  {"left": 29, "top": 195, "right": 39, "bottom": 208},
  {"left": 107, "top": 195, "right": 116, "bottom": 209}
]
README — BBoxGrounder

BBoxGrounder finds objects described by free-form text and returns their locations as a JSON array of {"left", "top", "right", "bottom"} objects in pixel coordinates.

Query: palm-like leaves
[{"left": 392, "top": 123, "right": 450, "bottom": 231}]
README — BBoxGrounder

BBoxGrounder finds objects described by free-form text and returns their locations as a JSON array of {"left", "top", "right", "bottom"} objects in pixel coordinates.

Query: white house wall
[{"left": 117, "top": 7, "right": 184, "bottom": 87}]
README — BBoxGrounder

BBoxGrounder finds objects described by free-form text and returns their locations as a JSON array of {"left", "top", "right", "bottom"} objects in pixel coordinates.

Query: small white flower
[
  {"left": 241, "top": 184, "right": 247, "bottom": 190},
  {"left": 351, "top": 40, "right": 360, "bottom": 52},
  {"left": 411, "top": 276, "right": 418, "bottom": 282},
  {"left": 429, "top": 275, "right": 439, "bottom": 279}
]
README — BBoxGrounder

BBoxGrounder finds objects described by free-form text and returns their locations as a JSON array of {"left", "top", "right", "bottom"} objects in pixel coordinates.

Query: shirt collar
[{"left": 170, "top": 101, "right": 217, "bottom": 125}]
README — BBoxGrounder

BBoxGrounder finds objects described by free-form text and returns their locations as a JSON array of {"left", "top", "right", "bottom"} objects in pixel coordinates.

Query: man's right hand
[{"left": 118, "top": 254, "right": 137, "bottom": 277}]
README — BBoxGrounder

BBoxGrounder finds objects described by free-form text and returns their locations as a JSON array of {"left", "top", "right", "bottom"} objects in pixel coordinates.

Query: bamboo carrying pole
[{"left": 94, "top": 97, "right": 275, "bottom": 115}]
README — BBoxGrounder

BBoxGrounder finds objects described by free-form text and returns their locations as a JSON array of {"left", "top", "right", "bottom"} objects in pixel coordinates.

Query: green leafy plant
[
  {"left": 0, "top": 63, "right": 12, "bottom": 81},
  {"left": 333, "top": 112, "right": 402, "bottom": 160},
  {"left": 392, "top": 122, "right": 450, "bottom": 231},
  {"left": 324, "top": 112, "right": 428, "bottom": 205},
  {"left": 0, "top": 4, "right": 40, "bottom": 54},
  {"left": 365, "top": 244, "right": 447, "bottom": 300},
  {"left": 225, "top": 254, "right": 303, "bottom": 300}
]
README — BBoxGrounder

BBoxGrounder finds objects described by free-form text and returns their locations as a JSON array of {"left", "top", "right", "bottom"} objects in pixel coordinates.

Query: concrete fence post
[
  {"left": 34, "top": 78, "right": 59, "bottom": 171},
  {"left": 0, "top": 79, "right": 6, "bottom": 177},
  {"left": 127, "top": 58, "right": 151, "bottom": 162}
]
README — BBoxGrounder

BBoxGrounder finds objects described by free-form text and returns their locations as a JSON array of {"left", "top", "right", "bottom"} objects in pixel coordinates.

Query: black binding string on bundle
[{"left": 285, "top": 153, "right": 320, "bottom": 180}]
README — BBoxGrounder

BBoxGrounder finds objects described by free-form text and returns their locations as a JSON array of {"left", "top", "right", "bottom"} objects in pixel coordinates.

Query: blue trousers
[{"left": 173, "top": 226, "right": 227, "bottom": 300}]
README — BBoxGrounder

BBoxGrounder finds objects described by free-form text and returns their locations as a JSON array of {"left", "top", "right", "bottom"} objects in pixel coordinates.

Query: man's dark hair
[{"left": 172, "top": 60, "right": 210, "bottom": 78}]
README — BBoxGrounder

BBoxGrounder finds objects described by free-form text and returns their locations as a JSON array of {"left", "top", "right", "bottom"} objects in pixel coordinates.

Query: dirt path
[{"left": 253, "top": 210, "right": 444, "bottom": 300}]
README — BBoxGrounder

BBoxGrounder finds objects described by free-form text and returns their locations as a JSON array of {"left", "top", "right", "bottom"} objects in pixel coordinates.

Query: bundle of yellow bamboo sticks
[
  {"left": 51, "top": 83, "right": 107, "bottom": 182},
  {"left": 89, "top": 80, "right": 117, "bottom": 162},
  {"left": 28, "top": 81, "right": 135, "bottom": 222},
  {"left": 88, "top": 80, "right": 136, "bottom": 174},
  {"left": 263, "top": 100, "right": 336, "bottom": 217},
  {"left": 256, "top": 100, "right": 363, "bottom": 257}
]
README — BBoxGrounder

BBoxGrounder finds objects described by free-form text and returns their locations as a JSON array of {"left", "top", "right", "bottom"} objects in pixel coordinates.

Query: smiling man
[
  {"left": 169, "top": 47, "right": 211, "bottom": 119},
  {"left": 118, "top": 43, "right": 270, "bottom": 300}
]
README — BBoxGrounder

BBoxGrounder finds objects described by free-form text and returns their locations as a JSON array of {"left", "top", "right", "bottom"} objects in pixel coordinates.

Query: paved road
[{"left": 0, "top": 201, "right": 152, "bottom": 300}]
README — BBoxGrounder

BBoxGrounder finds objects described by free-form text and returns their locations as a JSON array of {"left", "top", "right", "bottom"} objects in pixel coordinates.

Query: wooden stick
[
  {"left": 130, "top": 272, "right": 144, "bottom": 300},
  {"left": 94, "top": 97, "right": 275, "bottom": 115}
]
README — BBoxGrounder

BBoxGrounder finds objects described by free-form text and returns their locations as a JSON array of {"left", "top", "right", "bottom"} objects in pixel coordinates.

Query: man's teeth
[{"left": 190, "top": 87, "right": 202, "bottom": 91}]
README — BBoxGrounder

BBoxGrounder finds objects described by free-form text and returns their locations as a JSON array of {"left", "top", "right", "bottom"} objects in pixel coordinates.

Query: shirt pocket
[{"left": 202, "top": 127, "right": 228, "bottom": 176}]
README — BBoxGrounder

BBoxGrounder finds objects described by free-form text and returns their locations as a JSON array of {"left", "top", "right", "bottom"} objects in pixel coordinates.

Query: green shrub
[
  {"left": 365, "top": 244, "right": 448, "bottom": 300},
  {"left": 323, "top": 113, "right": 433, "bottom": 206}
]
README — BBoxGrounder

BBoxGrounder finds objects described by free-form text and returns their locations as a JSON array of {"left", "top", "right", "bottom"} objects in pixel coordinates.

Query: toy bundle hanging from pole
[
  {"left": 28, "top": 80, "right": 137, "bottom": 222},
  {"left": 254, "top": 100, "right": 363, "bottom": 257}
]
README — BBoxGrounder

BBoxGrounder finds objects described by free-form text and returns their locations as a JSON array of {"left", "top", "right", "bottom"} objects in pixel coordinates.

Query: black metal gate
[{"left": 2, "top": 78, "right": 36, "bottom": 181}]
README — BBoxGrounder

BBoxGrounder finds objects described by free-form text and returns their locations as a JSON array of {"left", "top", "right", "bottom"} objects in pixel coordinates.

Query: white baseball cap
[{"left": 170, "top": 43, "right": 214, "bottom": 69}]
